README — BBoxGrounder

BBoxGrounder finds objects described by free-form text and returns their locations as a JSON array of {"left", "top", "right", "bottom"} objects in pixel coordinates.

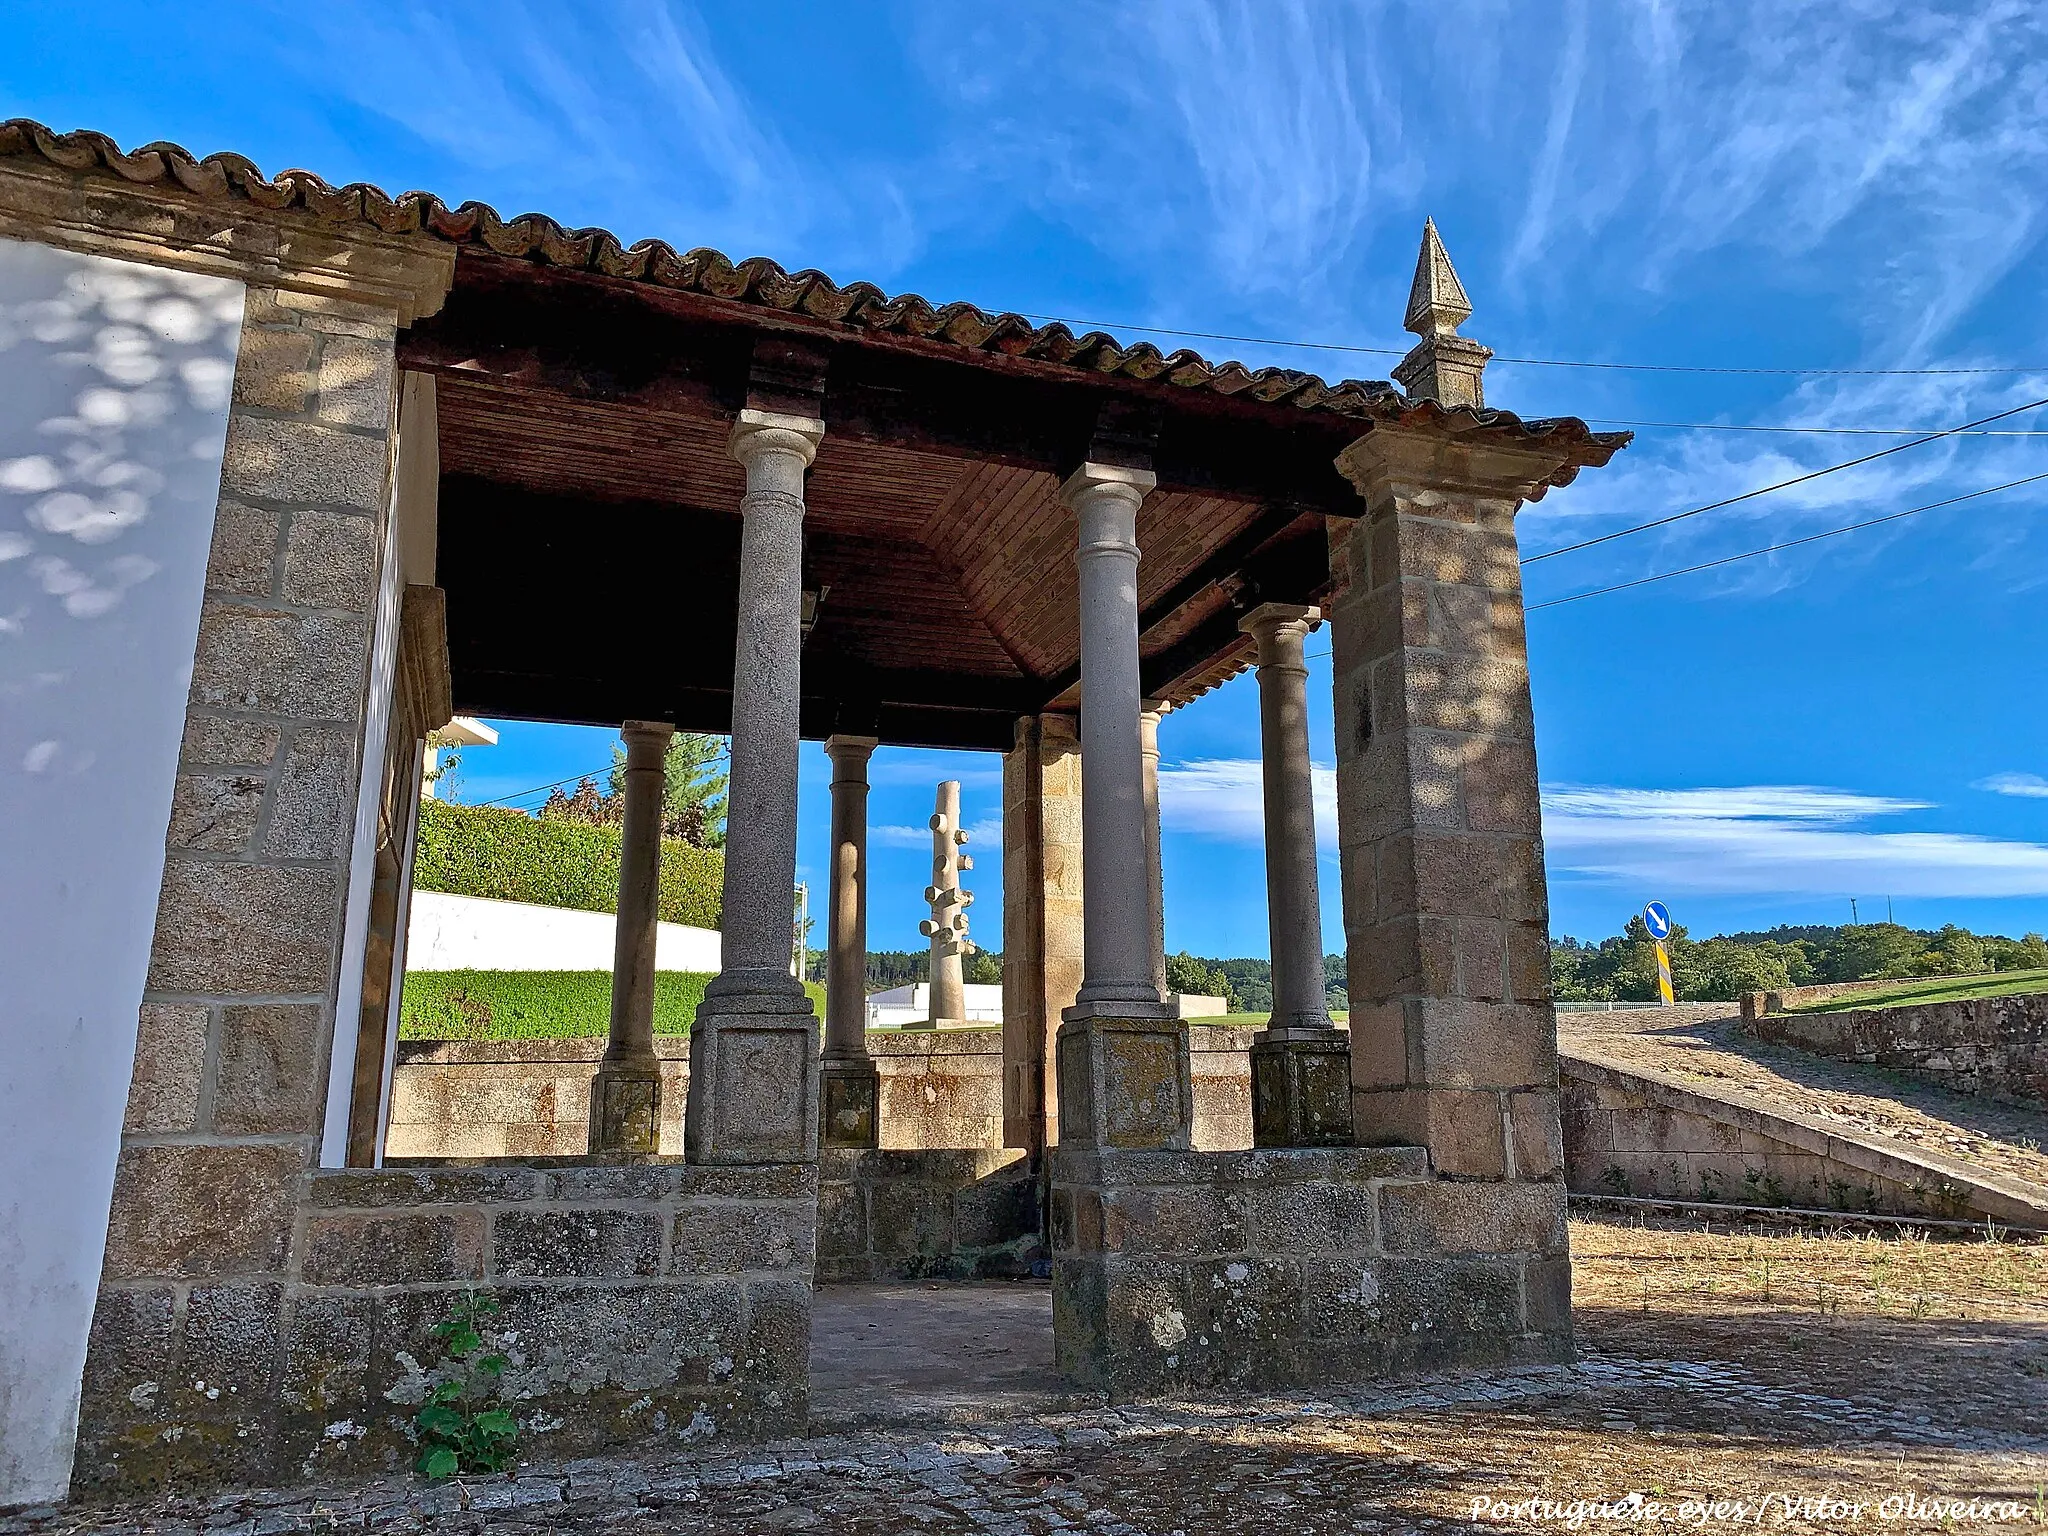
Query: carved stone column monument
[{"left": 915, "top": 779, "right": 975, "bottom": 1028}]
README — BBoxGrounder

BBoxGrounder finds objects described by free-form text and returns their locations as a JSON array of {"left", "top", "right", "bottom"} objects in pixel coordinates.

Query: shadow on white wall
[{"left": 0, "top": 241, "right": 244, "bottom": 1506}]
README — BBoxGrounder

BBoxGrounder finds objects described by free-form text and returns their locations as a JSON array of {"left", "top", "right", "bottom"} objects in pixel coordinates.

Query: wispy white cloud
[
  {"left": 1159, "top": 757, "right": 1337, "bottom": 851},
  {"left": 1160, "top": 763, "right": 2048, "bottom": 899},
  {"left": 1975, "top": 771, "right": 2048, "bottom": 799},
  {"left": 291, "top": 0, "right": 916, "bottom": 273},
  {"left": 1543, "top": 782, "right": 2048, "bottom": 898},
  {"left": 870, "top": 824, "right": 934, "bottom": 850}
]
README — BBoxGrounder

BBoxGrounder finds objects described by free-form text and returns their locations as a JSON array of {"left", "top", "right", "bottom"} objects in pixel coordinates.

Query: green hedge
[
  {"left": 413, "top": 800, "right": 723, "bottom": 929},
  {"left": 400, "top": 970, "right": 827, "bottom": 1040}
]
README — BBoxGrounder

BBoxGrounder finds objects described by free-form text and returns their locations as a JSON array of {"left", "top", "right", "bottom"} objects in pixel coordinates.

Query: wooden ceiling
[{"left": 405, "top": 253, "right": 1366, "bottom": 749}]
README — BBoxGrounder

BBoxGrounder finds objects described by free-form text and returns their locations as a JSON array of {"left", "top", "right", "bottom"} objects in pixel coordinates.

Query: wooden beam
[{"left": 402, "top": 257, "right": 1365, "bottom": 509}]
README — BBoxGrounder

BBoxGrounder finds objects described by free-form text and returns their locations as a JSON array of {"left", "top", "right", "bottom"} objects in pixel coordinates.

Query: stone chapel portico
[{"left": 0, "top": 121, "right": 1626, "bottom": 1500}]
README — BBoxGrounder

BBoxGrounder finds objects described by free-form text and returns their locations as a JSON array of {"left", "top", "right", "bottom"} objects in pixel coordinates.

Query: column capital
[
  {"left": 1335, "top": 422, "right": 1579, "bottom": 510},
  {"left": 823, "top": 732, "right": 878, "bottom": 761},
  {"left": 1058, "top": 460, "right": 1156, "bottom": 510},
  {"left": 729, "top": 407, "right": 825, "bottom": 469},
  {"left": 621, "top": 718, "right": 676, "bottom": 741},
  {"left": 1238, "top": 602, "right": 1320, "bottom": 649}
]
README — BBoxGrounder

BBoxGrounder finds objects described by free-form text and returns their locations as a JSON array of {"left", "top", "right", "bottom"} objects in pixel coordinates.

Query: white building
[{"left": 866, "top": 981, "right": 1005, "bottom": 1028}]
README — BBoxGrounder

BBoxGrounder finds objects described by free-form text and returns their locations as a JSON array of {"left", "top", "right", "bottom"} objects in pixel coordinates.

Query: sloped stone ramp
[{"left": 1559, "top": 1006, "right": 2048, "bottom": 1230}]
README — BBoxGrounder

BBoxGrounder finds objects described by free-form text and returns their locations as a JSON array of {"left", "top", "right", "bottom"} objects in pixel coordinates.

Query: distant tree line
[
  {"left": 1551, "top": 918, "right": 2048, "bottom": 1004},
  {"left": 853, "top": 949, "right": 1352, "bottom": 1013},
  {"left": 860, "top": 949, "right": 1004, "bottom": 989}
]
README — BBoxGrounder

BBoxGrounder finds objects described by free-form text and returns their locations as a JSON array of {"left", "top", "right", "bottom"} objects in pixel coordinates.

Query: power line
[
  {"left": 1590, "top": 418, "right": 2048, "bottom": 437},
  {"left": 1521, "top": 396, "right": 2048, "bottom": 566},
  {"left": 470, "top": 765, "right": 613, "bottom": 808},
  {"left": 1017, "top": 312, "right": 2047, "bottom": 377},
  {"left": 1524, "top": 471, "right": 2048, "bottom": 612}
]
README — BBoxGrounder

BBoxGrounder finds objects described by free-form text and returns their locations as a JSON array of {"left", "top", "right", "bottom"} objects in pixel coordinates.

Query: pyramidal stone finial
[
  {"left": 1403, "top": 217, "right": 1473, "bottom": 338},
  {"left": 1393, "top": 218, "right": 1491, "bottom": 409}
]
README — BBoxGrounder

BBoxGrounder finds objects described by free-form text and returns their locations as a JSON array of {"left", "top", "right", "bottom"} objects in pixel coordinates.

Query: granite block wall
[
  {"left": 77, "top": 1163, "right": 816, "bottom": 1492},
  {"left": 817, "top": 1149, "right": 1041, "bottom": 1282},
  {"left": 1050, "top": 1147, "right": 1569, "bottom": 1396},
  {"left": 387, "top": 1026, "right": 1269, "bottom": 1161},
  {"left": 1747, "top": 994, "right": 2048, "bottom": 1109}
]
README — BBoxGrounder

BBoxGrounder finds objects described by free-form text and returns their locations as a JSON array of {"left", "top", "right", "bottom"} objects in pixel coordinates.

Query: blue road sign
[{"left": 1643, "top": 901, "right": 1672, "bottom": 940}]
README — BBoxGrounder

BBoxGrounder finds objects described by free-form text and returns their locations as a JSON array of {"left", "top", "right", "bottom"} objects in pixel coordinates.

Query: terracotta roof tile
[{"left": 0, "top": 119, "right": 1630, "bottom": 494}]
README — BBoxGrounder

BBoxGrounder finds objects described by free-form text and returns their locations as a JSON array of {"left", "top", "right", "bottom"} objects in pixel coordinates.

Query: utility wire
[
  {"left": 1520, "top": 396, "right": 2048, "bottom": 566},
  {"left": 1590, "top": 419, "right": 2048, "bottom": 437},
  {"left": 470, "top": 765, "right": 614, "bottom": 809},
  {"left": 1018, "top": 312, "right": 2047, "bottom": 377},
  {"left": 1525, "top": 471, "right": 2048, "bottom": 612}
]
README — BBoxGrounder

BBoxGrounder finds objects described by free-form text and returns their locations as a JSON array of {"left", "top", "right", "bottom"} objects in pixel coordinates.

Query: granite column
[
  {"left": 1240, "top": 605, "right": 1350, "bottom": 1146},
  {"left": 1055, "top": 463, "right": 1190, "bottom": 1151},
  {"left": 589, "top": 719, "right": 673, "bottom": 1152},
  {"left": 686, "top": 409, "right": 824, "bottom": 1164},
  {"left": 820, "top": 734, "right": 879, "bottom": 1146}
]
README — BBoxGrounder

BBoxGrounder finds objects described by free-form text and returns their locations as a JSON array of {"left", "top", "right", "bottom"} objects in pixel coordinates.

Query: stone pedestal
[
  {"left": 686, "top": 1006, "right": 821, "bottom": 1165},
  {"left": 1055, "top": 1014, "right": 1192, "bottom": 1151},
  {"left": 818, "top": 1057, "right": 880, "bottom": 1149},
  {"left": 1250, "top": 1029, "right": 1353, "bottom": 1148}
]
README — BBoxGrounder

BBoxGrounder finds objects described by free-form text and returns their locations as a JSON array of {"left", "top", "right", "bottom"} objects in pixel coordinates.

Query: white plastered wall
[{"left": 0, "top": 240, "right": 244, "bottom": 1505}]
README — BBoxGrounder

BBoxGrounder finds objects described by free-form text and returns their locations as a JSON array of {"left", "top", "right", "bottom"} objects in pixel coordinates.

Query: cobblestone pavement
[
  {"left": 15, "top": 1217, "right": 2046, "bottom": 1536},
  {"left": 1561, "top": 1007, "right": 2048, "bottom": 1192}
]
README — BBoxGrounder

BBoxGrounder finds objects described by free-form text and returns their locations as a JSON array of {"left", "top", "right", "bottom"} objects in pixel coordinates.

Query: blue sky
[{"left": 14, "top": 1, "right": 2048, "bottom": 955}]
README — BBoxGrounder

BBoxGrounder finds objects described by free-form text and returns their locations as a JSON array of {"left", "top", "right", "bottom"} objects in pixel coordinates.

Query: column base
[
  {"left": 1250, "top": 1026, "right": 1353, "bottom": 1148},
  {"left": 1054, "top": 1014, "right": 1192, "bottom": 1151},
  {"left": 818, "top": 1056, "right": 880, "bottom": 1149},
  {"left": 588, "top": 1060, "right": 663, "bottom": 1154},
  {"left": 685, "top": 999, "right": 820, "bottom": 1165}
]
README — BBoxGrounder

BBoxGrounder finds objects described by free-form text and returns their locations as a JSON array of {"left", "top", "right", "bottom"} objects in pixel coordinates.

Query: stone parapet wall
[
  {"left": 387, "top": 1025, "right": 1267, "bottom": 1160},
  {"left": 1745, "top": 995, "right": 2047, "bottom": 1109},
  {"left": 1740, "top": 974, "right": 1994, "bottom": 1019},
  {"left": 79, "top": 1162, "right": 817, "bottom": 1495},
  {"left": 818, "top": 1149, "right": 1041, "bottom": 1282},
  {"left": 1560, "top": 1057, "right": 2047, "bottom": 1225},
  {"left": 1050, "top": 1147, "right": 1569, "bottom": 1395}
]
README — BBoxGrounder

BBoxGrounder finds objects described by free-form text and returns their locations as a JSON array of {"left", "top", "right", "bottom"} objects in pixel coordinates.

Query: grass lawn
[
  {"left": 1791, "top": 968, "right": 2048, "bottom": 1013},
  {"left": 400, "top": 969, "right": 827, "bottom": 1040}
]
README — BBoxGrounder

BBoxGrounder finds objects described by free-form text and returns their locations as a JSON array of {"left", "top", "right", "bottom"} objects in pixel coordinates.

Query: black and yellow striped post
[{"left": 1643, "top": 900, "right": 1675, "bottom": 1006}]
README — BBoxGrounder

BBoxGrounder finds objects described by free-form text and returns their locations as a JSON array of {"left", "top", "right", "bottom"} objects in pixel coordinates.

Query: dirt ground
[{"left": 17, "top": 1214, "right": 2048, "bottom": 1536}]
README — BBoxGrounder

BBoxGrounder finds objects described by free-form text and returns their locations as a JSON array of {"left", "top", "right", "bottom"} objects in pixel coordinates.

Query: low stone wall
[
  {"left": 1739, "top": 974, "right": 1994, "bottom": 1018},
  {"left": 388, "top": 1026, "right": 1265, "bottom": 1160},
  {"left": 1560, "top": 1057, "right": 2046, "bottom": 1225},
  {"left": 77, "top": 1162, "right": 817, "bottom": 1493},
  {"left": 818, "top": 1149, "right": 1041, "bottom": 1282},
  {"left": 1049, "top": 1147, "right": 1569, "bottom": 1395},
  {"left": 1745, "top": 994, "right": 2048, "bottom": 1108}
]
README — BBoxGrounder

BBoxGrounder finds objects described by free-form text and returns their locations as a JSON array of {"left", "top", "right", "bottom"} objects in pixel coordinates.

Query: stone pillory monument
[{"left": 0, "top": 121, "right": 1626, "bottom": 1503}]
